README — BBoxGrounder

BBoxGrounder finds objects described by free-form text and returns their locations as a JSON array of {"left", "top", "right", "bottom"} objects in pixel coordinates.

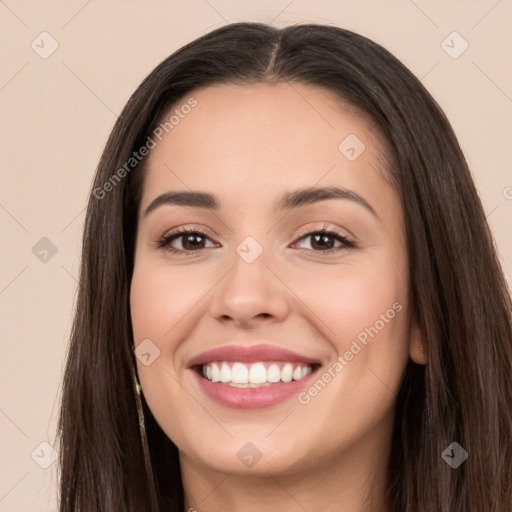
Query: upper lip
[{"left": 187, "top": 344, "right": 322, "bottom": 367}]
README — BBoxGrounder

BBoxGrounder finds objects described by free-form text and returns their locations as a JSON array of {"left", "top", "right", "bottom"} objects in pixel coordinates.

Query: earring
[
  {"left": 132, "top": 366, "right": 157, "bottom": 493},
  {"left": 134, "top": 372, "right": 142, "bottom": 395},
  {"left": 132, "top": 367, "right": 146, "bottom": 435}
]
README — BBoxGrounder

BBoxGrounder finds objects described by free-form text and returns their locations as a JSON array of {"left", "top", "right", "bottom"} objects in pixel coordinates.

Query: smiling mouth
[{"left": 195, "top": 361, "right": 321, "bottom": 388}]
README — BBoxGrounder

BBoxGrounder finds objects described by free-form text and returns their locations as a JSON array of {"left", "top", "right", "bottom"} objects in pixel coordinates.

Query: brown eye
[
  {"left": 293, "top": 225, "right": 356, "bottom": 255},
  {"left": 158, "top": 228, "right": 217, "bottom": 253}
]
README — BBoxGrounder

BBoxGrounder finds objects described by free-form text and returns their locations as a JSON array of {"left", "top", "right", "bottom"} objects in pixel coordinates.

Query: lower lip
[{"left": 192, "top": 367, "right": 318, "bottom": 409}]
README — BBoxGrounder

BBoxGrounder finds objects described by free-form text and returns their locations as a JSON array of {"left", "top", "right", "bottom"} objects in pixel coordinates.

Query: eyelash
[{"left": 156, "top": 223, "right": 356, "bottom": 256}]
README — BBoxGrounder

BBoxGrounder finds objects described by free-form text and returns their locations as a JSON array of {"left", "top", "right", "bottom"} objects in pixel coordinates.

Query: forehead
[{"left": 140, "top": 82, "right": 395, "bottom": 214}]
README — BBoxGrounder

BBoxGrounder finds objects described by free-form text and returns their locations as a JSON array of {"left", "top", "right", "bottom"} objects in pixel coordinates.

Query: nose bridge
[
  {"left": 226, "top": 232, "right": 274, "bottom": 300},
  {"left": 209, "top": 230, "right": 289, "bottom": 324}
]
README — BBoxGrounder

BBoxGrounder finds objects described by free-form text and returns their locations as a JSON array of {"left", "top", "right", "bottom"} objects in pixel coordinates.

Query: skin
[{"left": 130, "top": 82, "right": 427, "bottom": 512}]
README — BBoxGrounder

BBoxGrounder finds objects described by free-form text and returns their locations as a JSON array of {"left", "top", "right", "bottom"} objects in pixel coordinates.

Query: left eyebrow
[
  {"left": 143, "top": 185, "right": 379, "bottom": 220},
  {"left": 274, "top": 186, "right": 379, "bottom": 220}
]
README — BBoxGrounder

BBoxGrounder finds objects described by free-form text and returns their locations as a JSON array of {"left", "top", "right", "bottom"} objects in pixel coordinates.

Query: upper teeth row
[{"left": 202, "top": 361, "right": 312, "bottom": 384}]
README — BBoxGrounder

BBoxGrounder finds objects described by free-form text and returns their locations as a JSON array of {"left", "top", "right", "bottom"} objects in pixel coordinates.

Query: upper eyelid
[
  {"left": 162, "top": 224, "right": 350, "bottom": 239},
  {"left": 295, "top": 223, "right": 352, "bottom": 239}
]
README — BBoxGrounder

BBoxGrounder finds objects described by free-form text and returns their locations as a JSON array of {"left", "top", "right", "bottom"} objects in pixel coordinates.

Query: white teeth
[
  {"left": 292, "top": 366, "right": 302, "bottom": 380},
  {"left": 267, "top": 364, "right": 281, "bottom": 382},
  {"left": 248, "top": 362, "right": 267, "bottom": 384},
  {"left": 231, "top": 362, "right": 249, "bottom": 384},
  {"left": 201, "top": 361, "right": 314, "bottom": 386},
  {"left": 220, "top": 362, "right": 231, "bottom": 383},
  {"left": 281, "top": 363, "right": 293, "bottom": 382},
  {"left": 211, "top": 362, "right": 220, "bottom": 382}
]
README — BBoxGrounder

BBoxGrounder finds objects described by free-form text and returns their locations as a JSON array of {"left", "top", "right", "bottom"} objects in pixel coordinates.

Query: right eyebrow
[{"left": 143, "top": 191, "right": 219, "bottom": 217}]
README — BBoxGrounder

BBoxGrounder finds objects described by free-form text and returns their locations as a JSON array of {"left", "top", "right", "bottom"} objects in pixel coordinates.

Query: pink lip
[
  {"left": 187, "top": 344, "right": 321, "bottom": 367},
  {"left": 187, "top": 343, "right": 321, "bottom": 409},
  {"left": 191, "top": 369, "right": 319, "bottom": 409}
]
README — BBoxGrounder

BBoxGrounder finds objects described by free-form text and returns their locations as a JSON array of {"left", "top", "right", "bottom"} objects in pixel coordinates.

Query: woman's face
[{"left": 130, "top": 82, "right": 425, "bottom": 478}]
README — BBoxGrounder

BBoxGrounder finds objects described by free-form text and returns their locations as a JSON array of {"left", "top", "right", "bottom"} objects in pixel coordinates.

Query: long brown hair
[{"left": 57, "top": 22, "right": 512, "bottom": 511}]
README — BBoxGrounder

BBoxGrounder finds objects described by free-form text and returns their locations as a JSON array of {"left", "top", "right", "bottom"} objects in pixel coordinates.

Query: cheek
[
  {"left": 129, "top": 263, "right": 202, "bottom": 443},
  {"left": 290, "top": 254, "right": 411, "bottom": 391},
  {"left": 130, "top": 261, "right": 203, "bottom": 347},
  {"left": 283, "top": 262, "right": 410, "bottom": 449},
  {"left": 294, "top": 255, "right": 409, "bottom": 342},
  {"left": 129, "top": 262, "right": 192, "bottom": 393}
]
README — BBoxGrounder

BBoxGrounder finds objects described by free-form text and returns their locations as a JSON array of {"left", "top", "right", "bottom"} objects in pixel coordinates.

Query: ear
[{"left": 409, "top": 310, "right": 428, "bottom": 365}]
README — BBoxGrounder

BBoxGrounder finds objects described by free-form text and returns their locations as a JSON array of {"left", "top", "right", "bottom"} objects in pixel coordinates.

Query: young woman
[{"left": 57, "top": 22, "right": 512, "bottom": 512}]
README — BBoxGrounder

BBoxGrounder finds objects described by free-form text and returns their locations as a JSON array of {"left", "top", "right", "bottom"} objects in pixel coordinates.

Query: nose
[{"left": 209, "top": 246, "right": 291, "bottom": 329}]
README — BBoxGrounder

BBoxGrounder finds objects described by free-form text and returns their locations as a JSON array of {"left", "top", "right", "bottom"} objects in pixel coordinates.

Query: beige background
[{"left": 1, "top": 1, "right": 511, "bottom": 510}]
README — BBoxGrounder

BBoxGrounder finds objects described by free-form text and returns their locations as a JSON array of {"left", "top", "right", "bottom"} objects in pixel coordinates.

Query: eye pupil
[
  {"left": 311, "top": 233, "right": 335, "bottom": 250},
  {"left": 182, "top": 233, "right": 204, "bottom": 250}
]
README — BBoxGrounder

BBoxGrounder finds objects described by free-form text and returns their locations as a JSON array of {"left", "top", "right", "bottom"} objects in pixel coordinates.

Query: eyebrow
[{"left": 143, "top": 186, "right": 379, "bottom": 219}]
